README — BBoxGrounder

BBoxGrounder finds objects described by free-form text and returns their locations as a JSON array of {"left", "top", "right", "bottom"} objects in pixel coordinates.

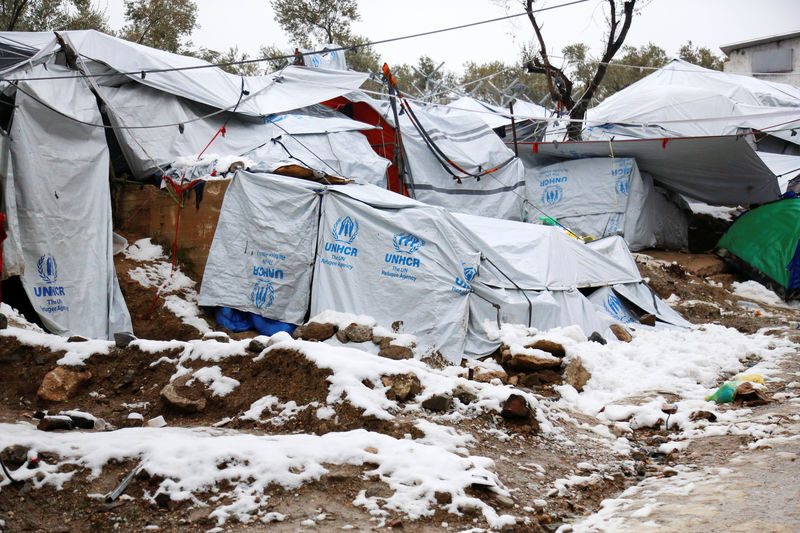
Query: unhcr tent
[
  {"left": 199, "top": 171, "right": 689, "bottom": 361},
  {"left": 523, "top": 157, "right": 689, "bottom": 250},
  {"left": 716, "top": 198, "right": 800, "bottom": 299}
]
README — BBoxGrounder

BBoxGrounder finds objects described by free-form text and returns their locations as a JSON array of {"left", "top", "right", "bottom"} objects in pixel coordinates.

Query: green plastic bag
[{"left": 705, "top": 381, "right": 738, "bottom": 403}]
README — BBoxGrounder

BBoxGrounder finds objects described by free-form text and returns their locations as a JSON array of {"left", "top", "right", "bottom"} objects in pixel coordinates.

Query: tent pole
[{"left": 509, "top": 100, "right": 519, "bottom": 157}]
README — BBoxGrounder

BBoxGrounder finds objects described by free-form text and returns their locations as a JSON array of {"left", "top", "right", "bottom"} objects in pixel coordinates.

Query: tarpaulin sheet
[
  {"left": 198, "top": 172, "right": 320, "bottom": 323},
  {"left": 311, "top": 187, "right": 480, "bottom": 361},
  {"left": 7, "top": 64, "right": 131, "bottom": 339},
  {"left": 524, "top": 157, "right": 688, "bottom": 250}
]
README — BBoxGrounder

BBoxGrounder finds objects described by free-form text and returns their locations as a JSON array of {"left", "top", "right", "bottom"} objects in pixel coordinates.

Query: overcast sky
[{"left": 100, "top": 0, "right": 800, "bottom": 72}]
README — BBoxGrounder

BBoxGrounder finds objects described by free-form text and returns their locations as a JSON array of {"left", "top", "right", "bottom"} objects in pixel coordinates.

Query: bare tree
[{"left": 524, "top": 0, "right": 636, "bottom": 139}]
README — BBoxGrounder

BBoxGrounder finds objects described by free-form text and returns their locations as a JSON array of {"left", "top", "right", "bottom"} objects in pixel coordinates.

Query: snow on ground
[
  {"left": 124, "top": 238, "right": 211, "bottom": 334},
  {"left": 732, "top": 280, "right": 785, "bottom": 306},
  {"left": 0, "top": 423, "right": 514, "bottom": 528},
  {"left": 490, "top": 322, "right": 795, "bottom": 441}
]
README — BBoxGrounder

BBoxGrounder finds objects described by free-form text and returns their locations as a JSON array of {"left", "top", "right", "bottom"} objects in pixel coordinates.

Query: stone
[
  {"left": 454, "top": 386, "right": 477, "bottom": 405},
  {"left": 372, "top": 335, "right": 386, "bottom": 345},
  {"left": 292, "top": 325, "right": 307, "bottom": 339},
  {"left": 524, "top": 339, "right": 566, "bottom": 358},
  {"left": 609, "top": 324, "right": 633, "bottom": 343},
  {"left": 37, "top": 415, "right": 74, "bottom": 431},
  {"left": 160, "top": 375, "right": 206, "bottom": 413},
  {"left": 505, "top": 351, "right": 561, "bottom": 372},
  {"left": 120, "top": 369, "right": 136, "bottom": 388},
  {"left": 379, "top": 344, "right": 414, "bottom": 360},
  {"left": 421, "top": 395, "right": 452, "bottom": 412},
  {"left": 344, "top": 323, "right": 373, "bottom": 343},
  {"left": 64, "top": 411, "right": 95, "bottom": 429},
  {"left": 563, "top": 357, "right": 591, "bottom": 392},
  {"left": 247, "top": 338, "right": 267, "bottom": 353},
  {"left": 381, "top": 373, "right": 421, "bottom": 402},
  {"left": 472, "top": 364, "right": 508, "bottom": 384},
  {"left": 434, "top": 491, "right": 452, "bottom": 505},
  {"left": 508, "top": 375, "right": 519, "bottom": 386},
  {"left": 391, "top": 320, "right": 403, "bottom": 332},
  {"left": 588, "top": 331, "right": 607, "bottom": 345},
  {"left": 639, "top": 313, "right": 657, "bottom": 327},
  {"left": 500, "top": 394, "right": 530, "bottom": 420},
  {"left": 114, "top": 332, "right": 136, "bottom": 348},
  {"left": 37, "top": 367, "right": 92, "bottom": 402},
  {"left": 202, "top": 332, "right": 229, "bottom": 343},
  {"left": 154, "top": 491, "right": 171, "bottom": 508},
  {"left": 0, "top": 313, "right": 7, "bottom": 330},
  {"left": 335, "top": 329, "right": 349, "bottom": 343},
  {"left": 1, "top": 445, "right": 30, "bottom": 469},
  {"left": 689, "top": 410, "right": 717, "bottom": 422},
  {"left": 301, "top": 322, "right": 337, "bottom": 341},
  {"left": 147, "top": 415, "right": 167, "bottom": 428},
  {"left": 67, "top": 335, "right": 89, "bottom": 343}
]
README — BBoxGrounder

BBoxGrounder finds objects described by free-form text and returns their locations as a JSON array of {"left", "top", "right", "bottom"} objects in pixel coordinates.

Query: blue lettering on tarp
[
  {"left": 332, "top": 216, "right": 359, "bottom": 244},
  {"left": 392, "top": 232, "right": 425, "bottom": 254},
  {"left": 252, "top": 266, "right": 284, "bottom": 279},
  {"left": 603, "top": 294, "right": 634, "bottom": 323},
  {"left": 37, "top": 254, "right": 58, "bottom": 283},
  {"left": 324, "top": 242, "right": 358, "bottom": 256},
  {"left": 384, "top": 253, "right": 420, "bottom": 268},
  {"left": 542, "top": 185, "right": 563, "bottom": 206},
  {"left": 452, "top": 263, "right": 478, "bottom": 295},
  {"left": 615, "top": 176, "right": 629, "bottom": 196},
  {"left": 34, "top": 254, "right": 68, "bottom": 313},
  {"left": 251, "top": 279, "right": 275, "bottom": 309}
]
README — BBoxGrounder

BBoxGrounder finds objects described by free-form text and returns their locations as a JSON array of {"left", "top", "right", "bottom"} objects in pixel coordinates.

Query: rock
[
  {"left": 247, "top": 338, "right": 267, "bottom": 353},
  {"left": 1, "top": 445, "right": 30, "bottom": 469},
  {"left": 203, "top": 332, "right": 229, "bottom": 343},
  {"left": 421, "top": 395, "right": 452, "bottom": 412},
  {"left": 493, "top": 493, "right": 514, "bottom": 508},
  {"left": 119, "top": 368, "right": 136, "bottom": 388},
  {"left": 114, "top": 332, "right": 136, "bottom": 348},
  {"left": 508, "top": 375, "right": 519, "bottom": 386},
  {"left": 381, "top": 373, "right": 421, "bottom": 402},
  {"left": 563, "top": 357, "right": 591, "bottom": 392},
  {"left": 37, "top": 415, "right": 74, "bottom": 431},
  {"left": 160, "top": 375, "right": 206, "bottom": 413},
  {"left": 661, "top": 403, "right": 678, "bottom": 415},
  {"left": 292, "top": 325, "right": 306, "bottom": 339},
  {"left": 154, "top": 491, "right": 171, "bottom": 508},
  {"left": 335, "top": 329, "right": 349, "bottom": 343},
  {"left": 0, "top": 313, "right": 7, "bottom": 330},
  {"left": 300, "top": 322, "right": 337, "bottom": 341},
  {"left": 473, "top": 367, "right": 508, "bottom": 384},
  {"left": 344, "top": 323, "right": 373, "bottom": 343},
  {"left": 434, "top": 491, "right": 452, "bottom": 505},
  {"left": 520, "top": 370, "right": 562, "bottom": 388},
  {"left": 64, "top": 411, "right": 95, "bottom": 429},
  {"left": 372, "top": 335, "right": 386, "bottom": 345},
  {"left": 37, "top": 367, "right": 92, "bottom": 402},
  {"left": 387, "top": 519, "right": 403, "bottom": 528},
  {"left": 639, "top": 313, "right": 657, "bottom": 327},
  {"left": 500, "top": 394, "right": 531, "bottom": 420},
  {"left": 391, "top": 320, "right": 403, "bottom": 332},
  {"left": 609, "top": 324, "right": 633, "bottom": 343},
  {"left": 454, "top": 386, "right": 477, "bottom": 405},
  {"left": 588, "top": 331, "right": 607, "bottom": 345},
  {"left": 67, "top": 335, "right": 89, "bottom": 343},
  {"left": 689, "top": 410, "right": 717, "bottom": 422},
  {"left": 524, "top": 339, "right": 566, "bottom": 358},
  {"left": 379, "top": 344, "right": 414, "bottom": 360},
  {"left": 505, "top": 351, "right": 561, "bottom": 371}
]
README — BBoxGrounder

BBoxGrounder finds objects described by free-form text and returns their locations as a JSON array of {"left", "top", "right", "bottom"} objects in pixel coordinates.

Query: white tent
[
  {"left": 199, "top": 172, "right": 689, "bottom": 361},
  {"left": 584, "top": 59, "right": 800, "bottom": 152},
  {"left": 523, "top": 157, "right": 689, "bottom": 250}
]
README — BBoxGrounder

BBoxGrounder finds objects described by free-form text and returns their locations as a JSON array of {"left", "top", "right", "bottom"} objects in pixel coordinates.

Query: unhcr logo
[
  {"left": 251, "top": 279, "right": 275, "bottom": 310},
  {"left": 615, "top": 176, "right": 629, "bottom": 196},
  {"left": 37, "top": 254, "right": 58, "bottom": 283},
  {"left": 332, "top": 216, "right": 359, "bottom": 244},
  {"left": 603, "top": 295, "right": 634, "bottom": 324},
  {"left": 541, "top": 185, "right": 563, "bottom": 206},
  {"left": 392, "top": 232, "right": 425, "bottom": 254},
  {"left": 453, "top": 264, "right": 477, "bottom": 295}
]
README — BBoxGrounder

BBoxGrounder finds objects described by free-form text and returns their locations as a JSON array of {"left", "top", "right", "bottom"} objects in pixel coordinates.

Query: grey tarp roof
[{"left": 516, "top": 135, "right": 781, "bottom": 206}]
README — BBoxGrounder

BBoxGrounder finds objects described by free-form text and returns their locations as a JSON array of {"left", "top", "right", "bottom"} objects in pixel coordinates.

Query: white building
[{"left": 721, "top": 31, "right": 800, "bottom": 87}]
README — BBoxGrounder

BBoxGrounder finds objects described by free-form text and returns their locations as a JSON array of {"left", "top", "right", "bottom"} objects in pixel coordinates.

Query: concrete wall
[
  {"left": 113, "top": 180, "right": 230, "bottom": 279},
  {"left": 724, "top": 37, "right": 800, "bottom": 86}
]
